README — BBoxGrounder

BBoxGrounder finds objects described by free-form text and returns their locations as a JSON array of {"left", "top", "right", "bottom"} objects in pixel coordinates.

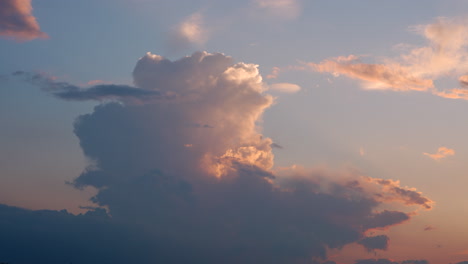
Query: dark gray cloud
[
  {"left": 357, "top": 235, "right": 389, "bottom": 251},
  {"left": 0, "top": 0, "right": 47, "bottom": 41},
  {"left": 2, "top": 52, "right": 435, "bottom": 264},
  {"left": 364, "top": 210, "right": 410, "bottom": 229},
  {"left": 12, "top": 71, "right": 163, "bottom": 103}
]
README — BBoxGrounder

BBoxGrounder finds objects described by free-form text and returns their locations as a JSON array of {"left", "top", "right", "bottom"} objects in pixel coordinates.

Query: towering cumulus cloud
[
  {"left": 2, "top": 52, "right": 433, "bottom": 264},
  {"left": 0, "top": 0, "right": 47, "bottom": 41}
]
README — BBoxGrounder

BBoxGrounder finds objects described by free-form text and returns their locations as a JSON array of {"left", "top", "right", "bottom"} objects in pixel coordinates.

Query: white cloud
[{"left": 269, "top": 82, "right": 301, "bottom": 93}]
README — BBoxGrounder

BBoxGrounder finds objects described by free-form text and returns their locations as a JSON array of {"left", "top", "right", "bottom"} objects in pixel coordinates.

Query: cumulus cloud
[
  {"left": 0, "top": 0, "right": 47, "bottom": 41},
  {"left": 253, "top": 0, "right": 301, "bottom": 20},
  {"left": 302, "top": 18, "right": 468, "bottom": 100},
  {"left": 423, "top": 147, "right": 455, "bottom": 161},
  {"left": 5, "top": 51, "right": 434, "bottom": 263},
  {"left": 357, "top": 235, "right": 389, "bottom": 251},
  {"left": 269, "top": 82, "right": 301, "bottom": 93}
]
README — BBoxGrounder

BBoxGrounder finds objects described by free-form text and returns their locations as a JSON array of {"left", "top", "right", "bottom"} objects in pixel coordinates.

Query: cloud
[
  {"left": 363, "top": 210, "right": 410, "bottom": 229},
  {"left": 0, "top": 0, "right": 47, "bottom": 41},
  {"left": 168, "top": 12, "right": 207, "bottom": 51},
  {"left": 253, "top": 0, "right": 301, "bottom": 20},
  {"left": 423, "top": 147, "right": 455, "bottom": 161},
  {"left": 366, "top": 178, "right": 434, "bottom": 210},
  {"left": 6, "top": 51, "right": 434, "bottom": 263},
  {"left": 459, "top": 75, "right": 468, "bottom": 87},
  {"left": 269, "top": 82, "right": 301, "bottom": 93},
  {"left": 303, "top": 17, "right": 468, "bottom": 100},
  {"left": 12, "top": 71, "right": 164, "bottom": 103},
  {"left": 423, "top": 225, "right": 436, "bottom": 231},
  {"left": 355, "top": 260, "right": 428, "bottom": 264},
  {"left": 357, "top": 235, "right": 389, "bottom": 251},
  {"left": 308, "top": 55, "right": 434, "bottom": 91}
]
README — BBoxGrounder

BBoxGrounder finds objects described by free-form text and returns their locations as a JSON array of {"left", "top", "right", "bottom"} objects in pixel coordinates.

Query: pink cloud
[
  {"left": 423, "top": 146, "right": 455, "bottom": 161},
  {"left": 299, "top": 17, "right": 468, "bottom": 101},
  {"left": 0, "top": 0, "right": 47, "bottom": 41}
]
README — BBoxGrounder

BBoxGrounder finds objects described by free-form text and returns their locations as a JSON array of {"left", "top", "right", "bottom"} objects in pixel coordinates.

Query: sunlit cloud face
[
  {"left": 253, "top": 0, "right": 301, "bottom": 20},
  {"left": 0, "top": 0, "right": 47, "bottom": 41},
  {"left": 299, "top": 18, "right": 468, "bottom": 100},
  {"left": 423, "top": 146, "right": 455, "bottom": 161},
  {"left": 308, "top": 55, "right": 434, "bottom": 92}
]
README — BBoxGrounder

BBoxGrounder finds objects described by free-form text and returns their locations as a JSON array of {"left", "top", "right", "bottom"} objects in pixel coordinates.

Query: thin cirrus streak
[{"left": 0, "top": 0, "right": 47, "bottom": 41}]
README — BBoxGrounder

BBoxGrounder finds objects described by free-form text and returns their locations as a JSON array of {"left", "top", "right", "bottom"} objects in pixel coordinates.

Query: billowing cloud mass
[
  {"left": 253, "top": 0, "right": 301, "bottom": 20},
  {"left": 0, "top": 0, "right": 47, "bottom": 41},
  {"left": 304, "top": 18, "right": 468, "bottom": 100},
  {"left": 1, "top": 52, "right": 435, "bottom": 264},
  {"left": 423, "top": 146, "right": 455, "bottom": 161}
]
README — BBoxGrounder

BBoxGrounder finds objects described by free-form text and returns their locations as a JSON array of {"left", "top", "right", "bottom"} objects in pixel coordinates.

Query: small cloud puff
[
  {"left": 423, "top": 146, "right": 455, "bottom": 161},
  {"left": 168, "top": 12, "right": 207, "bottom": 51},
  {"left": 269, "top": 82, "right": 301, "bottom": 93}
]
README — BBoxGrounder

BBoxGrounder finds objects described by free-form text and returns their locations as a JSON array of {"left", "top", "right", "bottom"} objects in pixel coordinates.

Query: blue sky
[{"left": 2, "top": 1, "right": 468, "bottom": 263}]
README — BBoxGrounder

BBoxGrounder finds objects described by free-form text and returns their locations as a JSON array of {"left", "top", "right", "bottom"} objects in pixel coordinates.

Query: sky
[{"left": 1, "top": 0, "right": 468, "bottom": 263}]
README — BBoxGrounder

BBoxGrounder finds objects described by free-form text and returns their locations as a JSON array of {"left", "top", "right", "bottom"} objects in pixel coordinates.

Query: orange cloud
[
  {"left": 0, "top": 0, "right": 47, "bottom": 41},
  {"left": 301, "top": 17, "right": 468, "bottom": 101},
  {"left": 423, "top": 146, "right": 455, "bottom": 161},
  {"left": 308, "top": 57, "right": 434, "bottom": 92}
]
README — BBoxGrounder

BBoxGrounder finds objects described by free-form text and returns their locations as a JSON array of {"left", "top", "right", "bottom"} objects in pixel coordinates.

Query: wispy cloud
[
  {"left": 423, "top": 225, "right": 436, "bottom": 231},
  {"left": 11, "top": 71, "right": 163, "bottom": 103},
  {"left": 269, "top": 82, "right": 301, "bottom": 93},
  {"left": 0, "top": 0, "right": 47, "bottom": 41},
  {"left": 295, "top": 17, "right": 468, "bottom": 101},
  {"left": 423, "top": 146, "right": 455, "bottom": 161}
]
